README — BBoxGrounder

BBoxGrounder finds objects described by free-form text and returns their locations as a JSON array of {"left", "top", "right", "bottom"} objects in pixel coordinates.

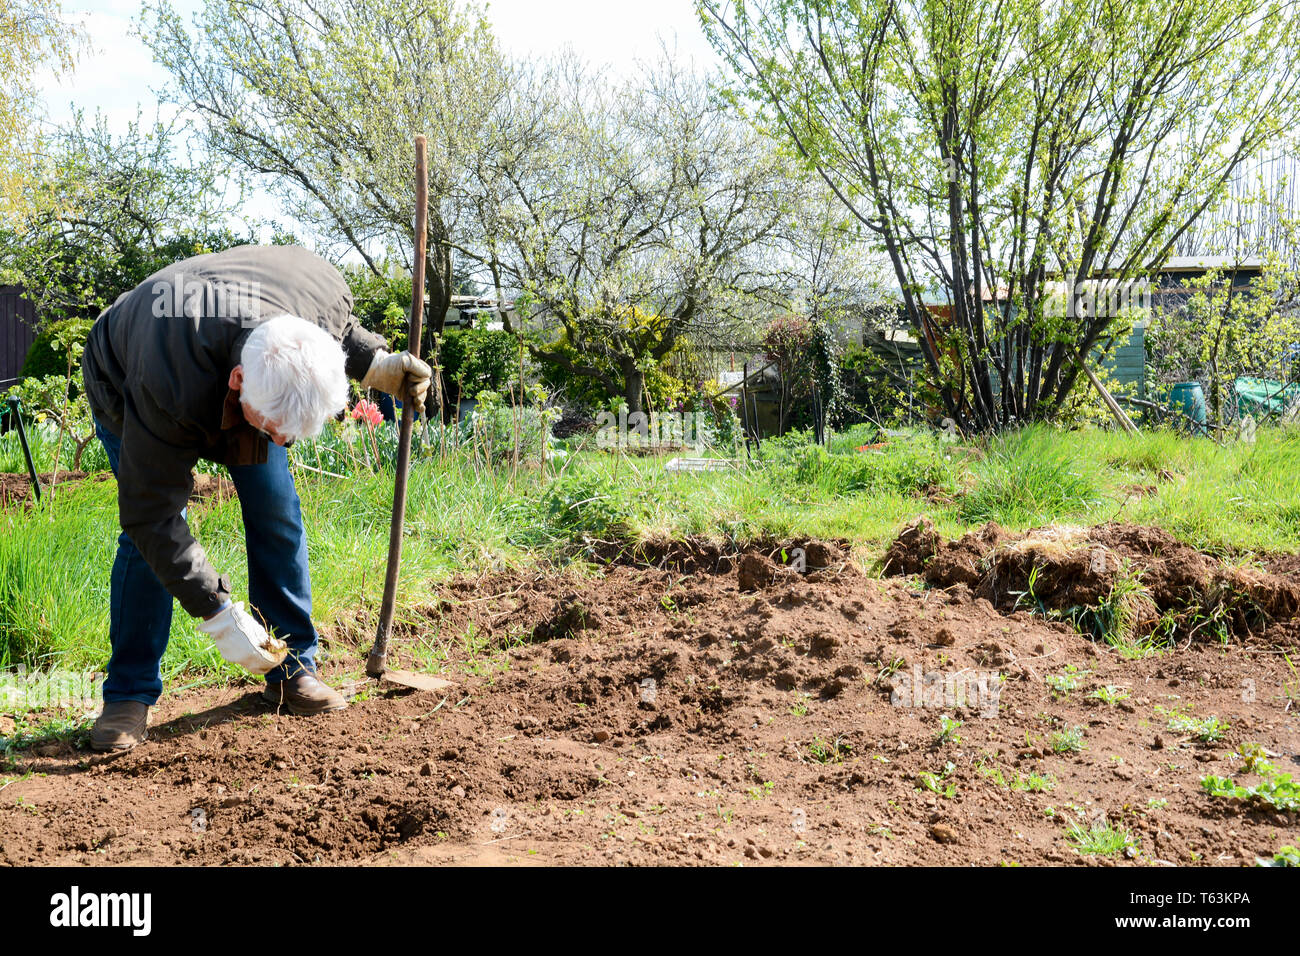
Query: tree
[
  {"left": 144, "top": 0, "right": 507, "bottom": 415},
  {"left": 701, "top": 0, "right": 1300, "bottom": 431},
  {"left": 1147, "top": 255, "right": 1300, "bottom": 426},
  {"left": 0, "top": 0, "right": 82, "bottom": 223},
  {"left": 0, "top": 109, "right": 248, "bottom": 326},
  {"left": 456, "top": 55, "right": 796, "bottom": 413},
  {"left": 1178, "top": 148, "right": 1300, "bottom": 269}
]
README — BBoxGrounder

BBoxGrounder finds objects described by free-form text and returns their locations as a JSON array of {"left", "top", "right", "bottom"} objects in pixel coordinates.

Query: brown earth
[
  {"left": 0, "top": 471, "right": 234, "bottom": 509},
  {"left": 881, "top": 518, "right": 1300, "bottom": 645},
  {"left": 0, "top": 470, "right": 107, "bottom": 507},
  {"left": 1, "top": 532, "right": 1297, "bottom": 866}
]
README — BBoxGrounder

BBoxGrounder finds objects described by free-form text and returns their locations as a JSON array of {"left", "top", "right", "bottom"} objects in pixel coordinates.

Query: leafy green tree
[
  {"left": 342, "top": 263, "right": 412, "bottom": 348},
  {"left": 457, "top": 55, "right": 797, "bottom": 413},
  {"left": 1147, "top": 256, "right": 1300, "bottom": 426},
  {"left": 0, "top": 109, "right": 249, "bottom": 326},
  {"left": 701, "top": 0, "right": 1300, "bottom": 430},
  {"left": 144, "top": 0, "right": 507, "bottom": 414},
  {"left": 442, "top": 324, "right": 517, "bottom": 400},
  {"left": 0, "top": 0, "right": 82, "bottom": 222}
]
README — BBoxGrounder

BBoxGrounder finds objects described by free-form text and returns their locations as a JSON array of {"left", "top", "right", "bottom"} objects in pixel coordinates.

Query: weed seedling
[
  {"left": 1046, "top": 664, "right": 1089, "bottom": 699},
  {"left": 1065, "top": 818, "right": 1136, "bottom": 857},
  {"left": 1202, "top": 748, "right": 1299, "bottom": 812},
  {"left": 1160, "top": 706, "right": 1230, "bottom": 743},
  {"left": 1050, "top": 726, "right": 1085, "bottom": 753},
  {"left": 1014, "top": 771, "right": 1057, "bottom": 793},
  {"left": 807, "top": 736, "right": 852, "bottom": 764},
  {"left": 1257, "top": 845, "right": 1300, "bottom": 867},
  {"left": 876, "top": 657, "right": 905, "bottom": 685},
  {"left": 936, "top": 714, "right": 963, "bottom": 746},
  {"left": 1090, "top": 685, "right": 1130, "bottom": 706},
  {"left": 918, "top": 762, "right": 957, "bottom": 798}
]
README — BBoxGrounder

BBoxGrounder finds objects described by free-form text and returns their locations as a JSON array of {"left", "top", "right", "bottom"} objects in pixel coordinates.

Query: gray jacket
[{"left": 82, "top": 244, "right": 387, "bottom": 618}]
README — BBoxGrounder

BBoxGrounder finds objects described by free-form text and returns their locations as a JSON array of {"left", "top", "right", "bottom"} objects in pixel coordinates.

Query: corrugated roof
[{"left": 1159, "top": 256, "right": 1264, "bottom": 271}]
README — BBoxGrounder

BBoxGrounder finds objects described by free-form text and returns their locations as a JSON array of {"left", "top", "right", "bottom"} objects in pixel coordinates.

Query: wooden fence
[{"left": 0, "top": 286, "right": 38, "bottom": 392}]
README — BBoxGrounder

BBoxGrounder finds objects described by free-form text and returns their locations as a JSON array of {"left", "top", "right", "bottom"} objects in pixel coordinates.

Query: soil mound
[{"left": 882, "top": 517, "right": 1300, "bottom": 643}]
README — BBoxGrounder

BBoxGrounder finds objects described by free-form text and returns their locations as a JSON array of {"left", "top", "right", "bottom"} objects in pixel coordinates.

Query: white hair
[{"left": 239, "top": 315, "right": 348, "bottom": 441}]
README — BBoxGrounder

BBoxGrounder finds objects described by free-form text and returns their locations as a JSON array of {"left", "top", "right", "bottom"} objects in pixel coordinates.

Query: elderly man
[{"left": 81, "top": 244, "right": 431, "bottom": 751}]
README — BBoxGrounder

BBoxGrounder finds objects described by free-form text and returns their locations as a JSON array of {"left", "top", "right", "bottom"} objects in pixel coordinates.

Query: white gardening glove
[
  {"left": 196, "top": 602, "right": 289, "bottom": 675},
  {"left": 361, "top": 349, "right": 432, "bottom": 407}
]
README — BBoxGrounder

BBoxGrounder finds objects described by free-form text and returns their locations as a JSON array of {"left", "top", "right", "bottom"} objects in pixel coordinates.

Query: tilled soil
[
  {"left": 0, "top": 470, "right": 106, "bottom": 507},
  {"left": 2, "top": 531, "right": 1297, "bottom": 866},
  {"left": 0, "top": 471, "right": 233, "bottom": 508}
]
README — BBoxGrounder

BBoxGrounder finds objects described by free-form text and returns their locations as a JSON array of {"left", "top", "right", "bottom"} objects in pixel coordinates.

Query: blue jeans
[{"left": 95, "top": 419, "right": 319, "bottom": 704}]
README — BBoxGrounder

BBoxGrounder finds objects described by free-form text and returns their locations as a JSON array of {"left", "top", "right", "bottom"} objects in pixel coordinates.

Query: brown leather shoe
[
  {"left": 90, "top": 701, "right": 150, "bottom": 751},
  {"left": 263, "top": 671, "right": 347, "bottom": 716}
]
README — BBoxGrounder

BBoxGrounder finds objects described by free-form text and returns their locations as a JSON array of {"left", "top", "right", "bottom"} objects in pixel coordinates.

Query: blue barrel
[{"left": 1168, "top": 382, "right": 1207, "bottom": 434}]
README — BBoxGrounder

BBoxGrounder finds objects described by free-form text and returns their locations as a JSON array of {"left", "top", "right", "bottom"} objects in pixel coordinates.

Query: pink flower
[{"left": 350, "top": 399, "right": 383, "bottom": 428}]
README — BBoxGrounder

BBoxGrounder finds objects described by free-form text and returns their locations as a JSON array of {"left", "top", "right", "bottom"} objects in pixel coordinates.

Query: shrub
[
  {"left": 19, "top": 318, "right": 93, "bottom": 383},
  {"left": 540, "top": 470, "right": 635, "bottom": 539},
  {"left": 465, "top": 389, "right": 558, "bottom": 465},
  {"left": 839, "top": 343, "right": 918, "bottom": 426},
  {"left": 445, "top": 325, "right": 518, "bottom": 399}
]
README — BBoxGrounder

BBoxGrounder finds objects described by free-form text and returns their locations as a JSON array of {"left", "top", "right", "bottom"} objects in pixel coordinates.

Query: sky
[
  {"left": 37, "top": 0, "right": 720, "bottom": 133},
  {"left": 33, "top": 0, "right": 723, "bottom": 239}
]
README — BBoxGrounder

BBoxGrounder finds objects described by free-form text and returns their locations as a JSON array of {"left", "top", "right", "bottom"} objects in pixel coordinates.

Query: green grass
[
  {"left": 1049, "top": 725, "right": 1086, "bottom": 753},
  {"left": 959, "top": 428, "right": 1106, "bottom": 526},
  {"left": 806, "top": 735, "right": 852, "bottom": 764},
  {"left": 0, "top": 421, "right": 109, "bottom": 475},
  {"left": 2, "top": 422, "right": 1298, "bottom": 690},
  {"left": 1065, "top": 818, "right": 1137, "bottom": 856}
]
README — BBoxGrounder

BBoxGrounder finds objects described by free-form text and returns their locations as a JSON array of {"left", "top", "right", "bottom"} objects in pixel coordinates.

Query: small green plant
[
  {"left": 1202, "top": 749, "right": 1299, "bottom": 812},
  {"left": 875, "top": 657, "right": 905, "bottom": 684},
  {"left": 976, "top": 754, "right": 1008, "bottom": 787},
  {"left": 1281, "top": 653, "right": 1299, "bottom": 709},
  {"left": 1089, "top": 685, "right": 1130, "bottom": 706},
  {"left": 807, "top": 735, "right": 852, "bottom": 764},
  {"left": 1235, "top": 743, "right": 1270, "bottom": 772},
  {"left": 1009, "top": 563, "right": 1045, "bottom": 614},
  {"left": 1257, "top": 845, "right": 1300, "bottom": 867},
  {"left": 1160, "top": 706, "right": 1230, "bottom": 743},
  {"left": 1093, "top": 562, "right": 1155, "bottom": 653},
  {"left": 1049, "top": 725, "right": 1085, "bottom": 753},
  {"left": 936, "top": 714, "right": 963, "bottom": 746},
  {"left": 918, "top": 761, "right": 957, "bottom": 798},
  {"left": 1046, "top": 664, "right": 1089, "bottom": 699},
  {"left": 789, "top": 693, "right": 811, "bottom": 717},
  {"left": 746, "top": 780, "right": 775, "bottom": 800},
  {"left": 1065, "top": 818, "right": 1137, "bottom": 857},
  {"left": 1014, "top": 771, "right": 1057, "bottom": 793}
]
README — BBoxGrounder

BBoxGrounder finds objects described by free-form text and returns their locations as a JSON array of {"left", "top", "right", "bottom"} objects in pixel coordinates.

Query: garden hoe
[{"left": 363, "top": 134, "right": 455, "bottom": 696}]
